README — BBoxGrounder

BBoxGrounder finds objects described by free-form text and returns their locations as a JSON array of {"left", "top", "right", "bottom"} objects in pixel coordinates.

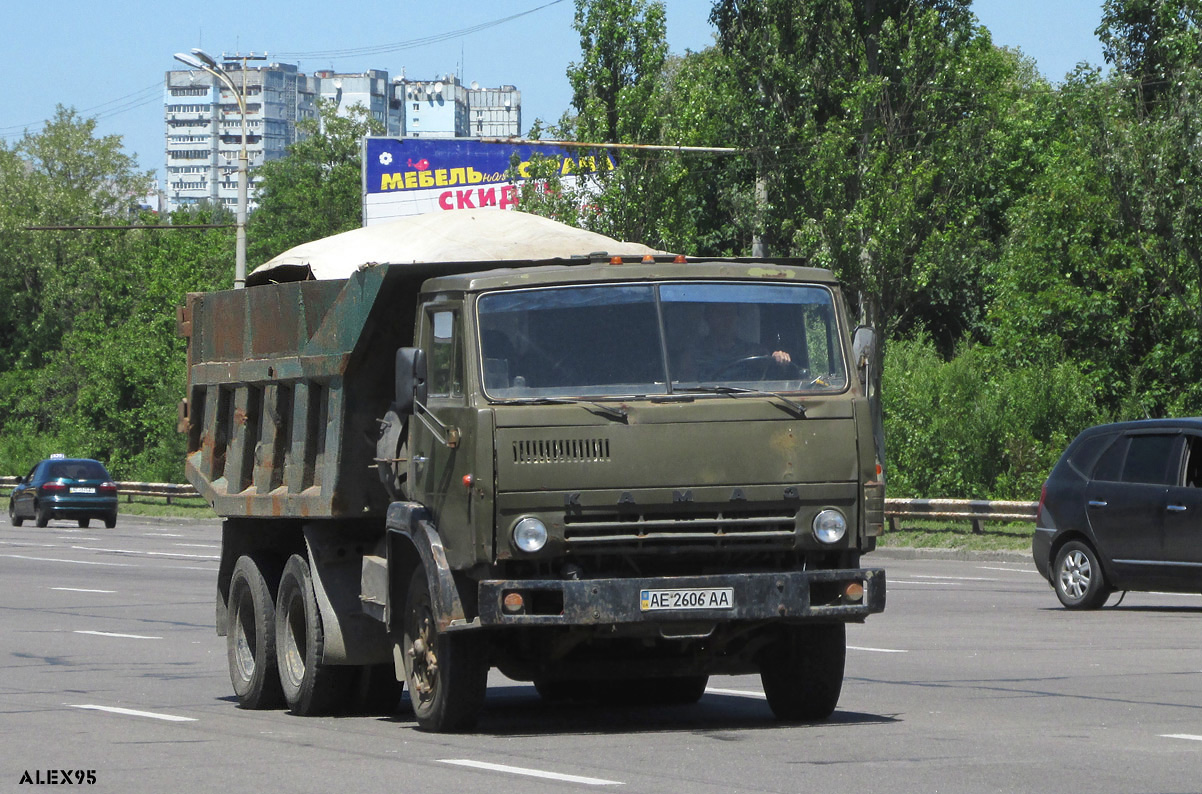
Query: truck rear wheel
[
  {"left": 275, "top": 554, "right": 353, "bottom": 716},
  {"left": 401, "top": 567, "right": 488, "bottom": 732},
  {"left": 759, "top": 623, "right": 845, "bottom": 721},
  {"left": 227, "top": 555, "right": 285, "bottom": 709}
]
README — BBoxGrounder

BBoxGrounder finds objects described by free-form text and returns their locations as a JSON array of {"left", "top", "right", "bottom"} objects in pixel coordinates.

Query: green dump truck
[{"left": 180, "top": 210, "right": 886, "bottom": 732}]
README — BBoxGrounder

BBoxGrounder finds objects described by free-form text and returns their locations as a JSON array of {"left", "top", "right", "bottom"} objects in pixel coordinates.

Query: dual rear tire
[{"left": 226, "top": 553, "right": 403, "bottom": 715}]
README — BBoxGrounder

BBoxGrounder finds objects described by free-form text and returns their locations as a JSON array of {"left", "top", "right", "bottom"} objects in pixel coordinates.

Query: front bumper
[{"left": 477, "top": 568, "right": 885, "bottom": 627}]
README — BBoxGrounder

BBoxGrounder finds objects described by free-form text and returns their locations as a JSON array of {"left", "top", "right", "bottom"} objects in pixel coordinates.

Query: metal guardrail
[
  {"left": 885, "top": 498, "right": 1037, "bottom": 534},
  {"left": 0, "top": 476, "right": 203, "bottom": 505},
  {"left": 0, "top": 475, "right": 1037, "bottom": 529}
]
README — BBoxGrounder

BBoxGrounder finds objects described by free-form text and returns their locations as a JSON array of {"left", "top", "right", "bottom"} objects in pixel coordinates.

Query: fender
[
  {"left": 302, "top": 522, "right": 392, "bottom": 666},
  {"left": 385, "top": 501, "right": 471, "bottom": 633}
]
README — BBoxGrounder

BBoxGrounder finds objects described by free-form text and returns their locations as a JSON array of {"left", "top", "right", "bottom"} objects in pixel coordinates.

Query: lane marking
[
  {"left": 438, "top": 760, "right": 621, "bottom": 786},
  {"left": 977, "top": 566, "right": 1040, "bottom": 574},
  {"left": 71, "top": 546, "right": 219, "bottom": 560},
  {"left": 911, "top": 574, "right": 998, "bottom": 582},
  {"left": 147, "top": 533, "right": 184, "bottom": 538},
  {"left": 888, "top": 580, "right": 963, "bottom": 586},
  {"left": 173, "top": 543, "right": 220, "bottom": 549},
  {"left": 70, "top": 704, "right": 195, "bottom": 722},
  {"left": 705, "top": 687, "right": 767, "bottom": 700},
  {"left": 1162, "top": 734, "right": 1202, "bottom": 742},
  {"left": 0, "top": 553, "right": 133, "bottom": 567},
  {"left": 75, "top": 630, "right": 161, "bottom": 640},
  {"left": 52, "top": 587, "right": 116, "bottom": 594},
  {"left": 849, "top": 645, "right": 908, "bottom": 653}
]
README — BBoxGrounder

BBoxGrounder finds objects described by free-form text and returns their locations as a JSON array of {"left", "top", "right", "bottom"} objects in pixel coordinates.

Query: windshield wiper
[
  {"left": 675, "top": 386, "right": 807, "bottom": 419},
  {"left": 492, "top": 397, "right": 629, "bottom": 422}
]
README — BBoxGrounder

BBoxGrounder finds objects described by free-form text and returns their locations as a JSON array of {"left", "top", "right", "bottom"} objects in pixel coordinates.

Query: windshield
[{"left": 477, "top": 281, "right": 848, "bottom": 399}]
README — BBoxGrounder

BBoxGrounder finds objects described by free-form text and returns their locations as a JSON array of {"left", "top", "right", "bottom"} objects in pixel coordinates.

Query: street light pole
[{"left": 173, "top": 49, "right": 263, "bottom": 289}]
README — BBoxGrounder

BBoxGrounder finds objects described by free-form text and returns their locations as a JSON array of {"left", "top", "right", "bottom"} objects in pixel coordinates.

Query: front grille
[
  {"left": 513, "top": 438, "right": 611, "bottom": 464},
  {"left": 564, "top": 507, "right": 798, "bottom": 552}
]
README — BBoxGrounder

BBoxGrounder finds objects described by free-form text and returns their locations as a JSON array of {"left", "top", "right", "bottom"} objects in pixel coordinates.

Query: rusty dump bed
[{"left": 181, "top": 263, "right": 454, "bottom": 518}]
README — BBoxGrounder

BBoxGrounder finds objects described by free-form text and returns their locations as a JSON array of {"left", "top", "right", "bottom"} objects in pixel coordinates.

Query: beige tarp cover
[{"left": 248, "top": 209, "right": 668, "bottom": 284}]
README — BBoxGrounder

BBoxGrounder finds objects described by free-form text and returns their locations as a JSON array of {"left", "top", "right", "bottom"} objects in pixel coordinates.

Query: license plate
[
  {"left": 70, "top": 487, "right": 96, "bottom": 494},
  {"left": 640, "top": 587, "right": 734, "bottom": 611}
]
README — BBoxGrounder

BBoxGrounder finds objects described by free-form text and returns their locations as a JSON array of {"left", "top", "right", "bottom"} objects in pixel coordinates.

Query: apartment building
[{"left": 164, "top": 59, "right": 522, "bottom": 213}]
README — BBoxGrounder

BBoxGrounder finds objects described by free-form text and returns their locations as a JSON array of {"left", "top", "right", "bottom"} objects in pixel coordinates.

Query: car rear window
[
  {"left": 1091, "top": 436, "right": 1128, "bottom": 482},
  {"left": 1067, "top": 432, "right": 1116, "bottom": 478},
  {"left": 47, "top": 461, "right": 110, "bottom": 481}
]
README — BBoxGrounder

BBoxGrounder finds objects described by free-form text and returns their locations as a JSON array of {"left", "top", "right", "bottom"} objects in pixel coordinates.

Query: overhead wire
[
  {"left": 0, "top": 81, "right": 163, "bottom": 140},
  {"left": 3, "top": 0, "right": 566, "bottom": 142},
  {"left": 275, "top": 0, "right": 567, "bottom": 60}
]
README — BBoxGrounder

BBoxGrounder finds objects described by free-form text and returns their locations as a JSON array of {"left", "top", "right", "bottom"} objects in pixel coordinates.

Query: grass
[
  {"left": 114, "top": 496, "right": 218, "bottom": 520},
  {"left": 878, "top": 519, "right": 1033, "bottom": 553}
]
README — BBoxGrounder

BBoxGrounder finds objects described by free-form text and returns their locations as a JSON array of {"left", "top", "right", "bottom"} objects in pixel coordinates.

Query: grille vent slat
[
  {"left": 564, "top": 509, "right": 799, "bottom": 552},
  {"left": 513, "top": 438, "right": 610, "bottom": 464}
]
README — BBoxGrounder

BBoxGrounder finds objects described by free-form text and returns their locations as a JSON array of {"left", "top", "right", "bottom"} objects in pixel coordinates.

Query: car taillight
[
  {"left": 99, "top": 482, "right": 117, "bottom": 495},
  {"left": 41, "top": 482, "right": 67, "bottom": 492},
  {"left": 1036, "top": 482, "right": 1048, "bottom": 523}
]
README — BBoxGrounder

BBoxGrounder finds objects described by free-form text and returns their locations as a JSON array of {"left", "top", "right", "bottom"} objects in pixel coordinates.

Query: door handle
[
  {"left": 1167, "top": 504, "right": 1188, "bottom": 513},
  {"left": 1088, "top": 500, "right": 1108, "bottom": 508}
]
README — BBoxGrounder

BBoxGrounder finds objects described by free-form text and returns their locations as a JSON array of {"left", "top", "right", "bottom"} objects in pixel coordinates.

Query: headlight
[
  {"left": 812, "top": 509, "right": 847, "bottom": 544},
  {"left": 512, "top": 517, "right": 548, "bottom": 553}
]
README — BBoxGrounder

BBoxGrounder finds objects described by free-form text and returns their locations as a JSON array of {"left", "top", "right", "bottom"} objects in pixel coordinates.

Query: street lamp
[{"left": 174, "top": 49, "right": 249, "bottom": 289}]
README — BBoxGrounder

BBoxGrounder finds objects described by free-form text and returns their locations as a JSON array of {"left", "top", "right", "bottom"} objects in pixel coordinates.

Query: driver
[{"left": 688, "top": 303, "right": 791, "bottom": 380}]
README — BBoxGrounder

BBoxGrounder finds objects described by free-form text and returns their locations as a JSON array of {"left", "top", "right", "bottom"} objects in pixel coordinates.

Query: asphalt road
[{"left": 2, "top": 515, "right": 1200, "bottom": 793}]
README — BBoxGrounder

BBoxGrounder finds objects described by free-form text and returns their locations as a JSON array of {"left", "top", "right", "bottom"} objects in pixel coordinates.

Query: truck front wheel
[
  {"left": 227, "top": 555, "right": 285, "bottom": 709},
  {"left": 759, "top": 623, "right": 845, "bottom": 721},
  {"left": 275, "top": 554, "right": 353, "bottom": 716},
  {"left": 401, "top": 567, "right": 488, "bottom": 732}
]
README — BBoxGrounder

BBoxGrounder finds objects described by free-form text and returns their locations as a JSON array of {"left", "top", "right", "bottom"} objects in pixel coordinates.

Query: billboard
[{"left": 361, "top": 136, "right": 611, "bottom": 226}]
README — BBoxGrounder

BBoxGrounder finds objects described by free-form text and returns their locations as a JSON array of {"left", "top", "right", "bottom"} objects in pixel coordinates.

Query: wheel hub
[{"left": 407, "top": 616, "right": 439, "bottom": 698}]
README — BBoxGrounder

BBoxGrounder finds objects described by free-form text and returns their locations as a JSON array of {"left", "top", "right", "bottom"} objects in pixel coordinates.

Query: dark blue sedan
[{"left": 9, "top": 456, "right": 118, "bottom": 528}]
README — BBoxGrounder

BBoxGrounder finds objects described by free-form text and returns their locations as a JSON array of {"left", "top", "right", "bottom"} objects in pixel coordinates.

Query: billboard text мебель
[{"left": 362, "top": 137, "right": 612, "bottom": 226}]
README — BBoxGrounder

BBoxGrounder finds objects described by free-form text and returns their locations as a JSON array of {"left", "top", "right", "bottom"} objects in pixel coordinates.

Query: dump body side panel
[{"left": 183, "top": 267, "right": 419, "bottom": 518}]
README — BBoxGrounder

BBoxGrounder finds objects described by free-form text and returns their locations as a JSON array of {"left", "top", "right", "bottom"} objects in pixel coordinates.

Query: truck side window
[{"left": 428, "top": 310, "right": 462, "bottom": 397}]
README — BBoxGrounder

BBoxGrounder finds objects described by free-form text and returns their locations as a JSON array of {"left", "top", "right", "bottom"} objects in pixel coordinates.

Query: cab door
[
  {"left": 1162, "top": 433, "right": 1202, "bottom": 575},
  {"left": 13, "top": 462, "right": 41, "bottom": 518},
  {"left": 408, "top": 305, "right": 477, "bottom": 563},
  {"left": 1085, "top": 432, "right": 1181, "bottom": 582}
]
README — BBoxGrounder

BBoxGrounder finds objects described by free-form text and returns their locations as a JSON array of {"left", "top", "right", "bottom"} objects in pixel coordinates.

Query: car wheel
[
  {"left": 78, "top": 518, "right": 90, "bottom": 528},
  {"left": 1054, "top": 540, "right": 1111, "bottom": 610},
  {"left": 35, "top": 503, "right": 50, "bottom": 528},
  {"left": 103, "top": 512, "right": 116, "bottom": 529},
  {"left": 8, "top": 501, "right": 22, "bottom": 527}
]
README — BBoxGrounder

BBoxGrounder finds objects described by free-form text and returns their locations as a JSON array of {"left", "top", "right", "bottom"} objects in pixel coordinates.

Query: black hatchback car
[
  {"left": 1034, "top": 418, "right": 1202, "bottom": 609},
  {"left": 9, "top": 456, "right": 118, "bottom": 528}
]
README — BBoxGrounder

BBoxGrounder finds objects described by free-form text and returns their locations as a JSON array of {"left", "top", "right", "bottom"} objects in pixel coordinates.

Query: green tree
[
  {"left": 247, "top": 100, "right": 384, "bottom": 265},
  {"left": 991, "top": 2, "right": 1202, "bottom": 418},
  {"left": 0, "top": 111, "right": 229, "bottom": 480},
  {"left": 568, "top": 0, "right": 668, "bottom": 144}
]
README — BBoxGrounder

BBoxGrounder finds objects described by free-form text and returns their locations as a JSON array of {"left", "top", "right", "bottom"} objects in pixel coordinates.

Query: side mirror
[
  {"left": 852, "top": 326, "right": 876, "bottom": 369},
  {"left": 394, "top": 347, "right": 427, "bottom": 415}
]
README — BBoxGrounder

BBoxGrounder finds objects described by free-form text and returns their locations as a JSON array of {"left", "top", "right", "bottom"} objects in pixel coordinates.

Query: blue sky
[{"left": 0, "top": 0, "right": 1107, "bottom": 187}]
